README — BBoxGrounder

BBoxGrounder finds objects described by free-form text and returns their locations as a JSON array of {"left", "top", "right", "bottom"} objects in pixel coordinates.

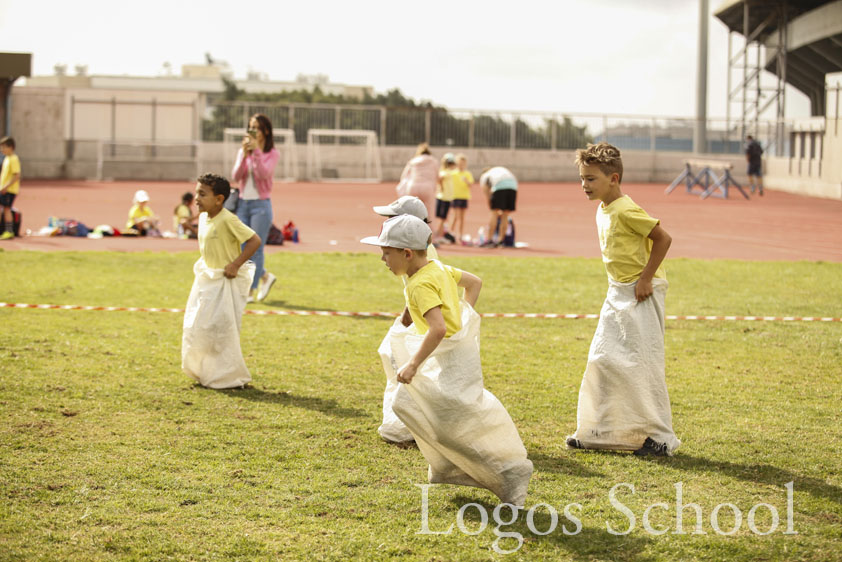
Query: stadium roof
[{"left": 714, "top": 0, "right": 842, "bottom": 115}]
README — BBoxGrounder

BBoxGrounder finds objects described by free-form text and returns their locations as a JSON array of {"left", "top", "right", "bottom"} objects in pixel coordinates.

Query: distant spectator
[
  {"left": 745, "top": 135, "right": 764, "bottom": 196},
  {"left": 231, "top": 113, "right": 280, "bottom": 302},
  {"left": 174, "top": 192, "right": 198, "bottom": 239},
  {"left": 126, "top": 189, "right": 161, "bottom": 236},
  {"left": 433, "top": 153, "right": 458, "bottom": 245},
  {"left": 449, "top": 154, "right": 474, "bottom": 245},
  {"left": 479, "top": 166, "right": 518, "bottom": 248},
  {"left": 0, "top": 136, "right": 21, "bottom": 240},
  {"left": 396, "top": 143, "right": 438, "bottom": 222}
]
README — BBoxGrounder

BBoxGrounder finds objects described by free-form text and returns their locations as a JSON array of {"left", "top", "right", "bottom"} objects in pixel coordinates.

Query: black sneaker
[
  {"left": 633, "top": 437, "right": 669, "bottom": 457},
  {"left": 443, "top": 232, "right": 456, "bottom": 243},
  {"left": 566, "top": 437, "right": 584, "bottom": 449}
]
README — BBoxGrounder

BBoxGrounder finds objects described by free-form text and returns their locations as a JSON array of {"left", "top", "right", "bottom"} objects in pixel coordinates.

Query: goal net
[
  {"left": 306, "top": 129, "right": 382, "bottom": 183},
  {"left": 96, "top": 140, "right": 200, "bottom": 181},
  {"left": 223, "top": 128, "right": 298, "bottom": 182}
]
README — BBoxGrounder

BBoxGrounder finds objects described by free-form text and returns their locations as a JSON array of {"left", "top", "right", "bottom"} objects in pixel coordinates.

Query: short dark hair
[
  {"left": 181, "top": 191, "right": 194, "bottom": 203},
  {"left": 197, "top": 173, "right": 231, "bottom": 200},
  {"left": 0, "top": 136, "right": 15, "bottom": 149},
  {"left": 250, "top": 113, "right": 274, "bottom": 152}
]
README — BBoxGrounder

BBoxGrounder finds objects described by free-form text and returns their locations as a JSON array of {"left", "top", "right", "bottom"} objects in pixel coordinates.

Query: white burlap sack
[
  {"left": 182, "top": 258, "right": 255, "bottom": 389},
  {"left": 381, "top": 301, "right": 533, "bottom": 506},
  {"left": 377, "top": 329, "right": 415, "bottom": 442},
  {"left": 569, "top": 278, "right": 680, "bottom": 454}
]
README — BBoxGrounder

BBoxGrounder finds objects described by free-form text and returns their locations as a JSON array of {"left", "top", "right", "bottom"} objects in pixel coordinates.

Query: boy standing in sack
[
  {"left": 567, "top": 143, "right": 680, "bottom": 456},
  {"left": 363, "top": 215, "right": 533, "bottom": 506},
  {"left": 182, "top": 174, "right": 261, "bottom": 389}
]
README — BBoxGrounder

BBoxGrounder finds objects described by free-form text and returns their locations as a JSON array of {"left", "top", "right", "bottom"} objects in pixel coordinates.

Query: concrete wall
[{"left": 7, "top": 87, "right": 66, "bottom": 177}]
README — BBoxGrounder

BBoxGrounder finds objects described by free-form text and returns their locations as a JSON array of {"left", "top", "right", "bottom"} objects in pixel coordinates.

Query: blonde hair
[
  {"left": 575, "top": 142, "right": 623, "bottom": 183},
  {"left": 415, "top": 142, "right": 431, "bottom": 156}
]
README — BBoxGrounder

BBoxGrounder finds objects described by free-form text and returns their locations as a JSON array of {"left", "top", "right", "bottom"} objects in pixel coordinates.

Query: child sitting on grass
[
  {"left": 566, "top": 142, "right": 680, "bottom": 456},
  {"left": 363, "top": 214, "right": 533, "bottom": 506},
  {"left": 181, "top": 174, "right": 261, "bottom": 389}
]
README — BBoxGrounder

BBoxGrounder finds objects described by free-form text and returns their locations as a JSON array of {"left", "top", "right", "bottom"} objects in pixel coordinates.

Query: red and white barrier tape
[{"left": 1, "top": 302, "right": 839, "bottom": 322}]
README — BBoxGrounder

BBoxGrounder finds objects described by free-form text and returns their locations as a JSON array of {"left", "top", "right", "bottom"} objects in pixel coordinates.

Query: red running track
[{"left": 3, "top": 179, "right": 841, "bottom": 262}]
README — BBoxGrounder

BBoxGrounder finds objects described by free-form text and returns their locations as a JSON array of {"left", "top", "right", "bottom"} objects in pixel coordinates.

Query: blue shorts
[
  {"left": 0, "top": 192, "right": 16, "bottom": 208},
  {"left": 451, "top": 199, "right": 468, "bottom": 209}
]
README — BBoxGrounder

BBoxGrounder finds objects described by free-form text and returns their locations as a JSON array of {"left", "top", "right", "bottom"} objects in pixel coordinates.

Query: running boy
[
  {"left": 371, "top": 196, "right": 439, "bottom": 443},
  {"left": 0, "top": 137, "right": 21, "bottom": 240},
  {"left": 363, "top": 215, "right": 533, "bottom": 505},
  {"left": 567, "top": 142, "right": 680, "bottom": 456},
  {"left": 182, "top": 173, "right": 261, "bottom": 389}
]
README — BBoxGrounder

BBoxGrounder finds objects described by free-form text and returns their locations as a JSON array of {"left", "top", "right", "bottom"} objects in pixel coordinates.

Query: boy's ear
[{"left": 610, "top": 172, "right": 621, "bottom": 185}]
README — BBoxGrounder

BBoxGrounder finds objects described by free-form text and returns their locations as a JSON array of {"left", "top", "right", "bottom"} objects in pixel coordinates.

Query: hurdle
[{"left": 665, "top": 159, "right": 749, "bottom": 200}]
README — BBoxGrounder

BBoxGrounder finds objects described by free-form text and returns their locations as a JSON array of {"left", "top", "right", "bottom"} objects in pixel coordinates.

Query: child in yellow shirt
[
  {"left": 363, "top": 214, "right": 533, "bottom": 506},
  {"left": 182, "top": 173, "right": 261, "bottom": 389},
  {"left": 567, "top": 142, "right": 679, "bottom": 456},
  {"left": 449, "top": 154, "right": 474, "bottom": 245},
  {"left": 0, "top": 136, "right": 21, "bottom": 240}
]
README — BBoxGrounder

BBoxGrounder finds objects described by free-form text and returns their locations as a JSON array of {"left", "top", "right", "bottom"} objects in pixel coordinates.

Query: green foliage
[{"left": 1, "top": 252, "right": 840, "bottom": 560}]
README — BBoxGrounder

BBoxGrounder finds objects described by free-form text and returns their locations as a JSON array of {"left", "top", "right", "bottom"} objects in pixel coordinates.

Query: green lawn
[{"left": 1, "top": 251, "right": 840, "bottom": 561}]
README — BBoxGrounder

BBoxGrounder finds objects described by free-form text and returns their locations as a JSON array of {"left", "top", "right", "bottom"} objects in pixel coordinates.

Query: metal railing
[{"left": 203, "top": 101, "right": 798, "bottom": 155}]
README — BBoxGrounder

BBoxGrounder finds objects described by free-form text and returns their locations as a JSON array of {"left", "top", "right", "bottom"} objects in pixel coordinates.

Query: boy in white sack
[
  {"left": 567, "top": 143, "right": 680, "bottom": 456},
  {"left": 363, "top": 214, "right": 533, "bottom": 506},
  {"left": 182, "top": 173, "right": 261, "bottom": 389}
]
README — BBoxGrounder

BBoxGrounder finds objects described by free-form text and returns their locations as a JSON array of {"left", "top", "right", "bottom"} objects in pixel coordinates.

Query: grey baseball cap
[
  {"left": 361, "top": 215, "right": 432, "bottom": 250},
  {"left": 372, "top": 195, "right": 429, "bottom": 222}
]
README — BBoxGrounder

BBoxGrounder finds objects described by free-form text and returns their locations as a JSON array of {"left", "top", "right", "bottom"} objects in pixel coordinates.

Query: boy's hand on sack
[
  {"left": 397, "top": 363, "right": 417, "bottom": 384},
  {"left": 635, "top": 279, "right": 653, "bottom": 302},
  {"left": 223, "top": 263, "right": 240, "bottom": 279}
]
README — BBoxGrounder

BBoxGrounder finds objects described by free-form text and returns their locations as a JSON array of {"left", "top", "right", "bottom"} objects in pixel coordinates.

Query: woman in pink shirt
[
  {"left": 396, "top": 143, "right": 437, "bottom": 221},
  {"left": 231, "top": 114, "right": 280, "bottom": 302}
]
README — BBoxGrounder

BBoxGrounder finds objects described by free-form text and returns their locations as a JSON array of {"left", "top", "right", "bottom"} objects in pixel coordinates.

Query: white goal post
[
  {"left": 223, "top": 128, "right": 298, "bottom": 182},
  {"left": 96, "top": 140, "right": 201, "bottom": 181},
  {"left": 306, "top": 129, "right": 382, "bottom": 183}
]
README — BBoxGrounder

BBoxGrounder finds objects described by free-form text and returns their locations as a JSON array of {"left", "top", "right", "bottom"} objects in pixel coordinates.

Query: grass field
[{"left": 1, "top": 250, "right": 841, "bottom": 561}]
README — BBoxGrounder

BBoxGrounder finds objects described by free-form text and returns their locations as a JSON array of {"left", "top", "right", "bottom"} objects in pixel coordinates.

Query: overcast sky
[{"left": 0, "top": 0, "right": 811, "bottom": 118}]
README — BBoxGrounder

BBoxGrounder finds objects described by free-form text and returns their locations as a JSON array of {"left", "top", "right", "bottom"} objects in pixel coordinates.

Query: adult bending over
[{"left": 232, "top": 113, "right": 280, "bottom": 302}]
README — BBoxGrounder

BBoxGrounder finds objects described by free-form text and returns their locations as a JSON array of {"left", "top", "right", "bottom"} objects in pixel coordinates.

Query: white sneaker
[{"left": 257, "top": 273, "right": 276, "bottom": 301}]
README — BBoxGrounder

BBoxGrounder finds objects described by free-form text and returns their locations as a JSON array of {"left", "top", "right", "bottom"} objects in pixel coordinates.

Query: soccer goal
[
  {"left": 96, "top": 140, "right": 201, "bottom": 181},
  {"left": 223, "top": 128, "right": 298, "bottom": 182},
  {"left": 306, "top": 129, "right": 382, "bottom": 183}
]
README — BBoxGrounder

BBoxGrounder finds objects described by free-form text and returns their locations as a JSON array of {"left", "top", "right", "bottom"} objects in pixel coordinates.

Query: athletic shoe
[
  {"left": 443, "top": 232, "right": 456, "bottom": 243},
  {"left": 0, "top": 231, "right": 13, "bottom": 240},
  {"left": 257, "top": 273, "right": 276, "bottom": 302},
  {"left": 246, "top": 294, "right": 255, "bottom": 304},
  {"left": 633, "top": 437, "right": 669, "bottom": 457},
  {"left": 480, "top": 240, "right": 497, "bottom": 248},
  {"left": 566, "top": 437, "right": 584, "bottom": 449}
]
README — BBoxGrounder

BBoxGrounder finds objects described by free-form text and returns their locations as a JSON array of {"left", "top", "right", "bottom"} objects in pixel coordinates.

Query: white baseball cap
[
  {"left": 133, "top": 189, "right": 150, "bottom": 204},
  {"left": 372, "top": 196, "right": 429, "bottom": 222},
  {"left": 361, "top": 215, "right": 432, "bottom": 250}
]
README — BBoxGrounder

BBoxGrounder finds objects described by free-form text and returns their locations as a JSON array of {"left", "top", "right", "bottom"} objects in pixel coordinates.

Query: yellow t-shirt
[
  {"left": 126, "top": 204, "right": 155, "bottom": 230},
  {"left": 596, "top": 195, "right": 666, "bottom": 283},
  {"left": 405, "top": 260, "right": 463, "bottom": 337},
  {"left": 452, "top": 170, "right": 474, "bottom": 200},
  {"left": 436, "top": 169, "right": 457, "bottom": 201},
  {"left": 198, "top": 208, "right": 256, "bottom": 269},
  {"left": 1, "top": 154, "right": 21, "bottom": 194},
  {"left": 174, "top": 204, "right": 192, "bottom": 231}
]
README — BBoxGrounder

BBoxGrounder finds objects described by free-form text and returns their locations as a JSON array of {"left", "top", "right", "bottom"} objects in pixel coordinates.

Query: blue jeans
[{"left": 236, "top": 198, "right": 273, "bottom": 290}]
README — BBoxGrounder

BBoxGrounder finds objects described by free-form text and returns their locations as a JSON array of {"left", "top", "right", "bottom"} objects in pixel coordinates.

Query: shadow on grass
[
  {"left": 256, "top": 299, "right": 396, "bottom": 321},
  {"left": 528, "top": 447, "right": 604, "bottom": 478},
  {"left": 221, "top": 386, "right": 369, "bottom": 419},
  {"left": 648, "top": 453, "right": 842, "bottom": 505},
  {"left": 448, "top": 495, "right": 655, "bottom": 561}
]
